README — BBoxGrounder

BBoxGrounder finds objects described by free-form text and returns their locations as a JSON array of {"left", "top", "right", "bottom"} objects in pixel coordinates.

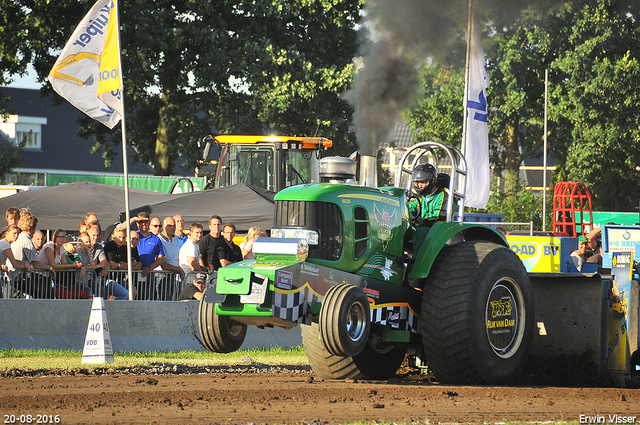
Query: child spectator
[{"left": 239, "top": 227, "right": 260, "bottom": 260}]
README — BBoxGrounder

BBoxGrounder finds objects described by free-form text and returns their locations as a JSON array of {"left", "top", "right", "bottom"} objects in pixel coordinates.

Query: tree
[
  {"left": 550, "top": 0, "right": 640, "bottom": 211},
  {"left": 408, "top": 64, "right": 465, "bottom": 146},
  {"left": 4, "top": 0, "right": 362, "bottom": 175},
  {"left": 407, "top": 11, "right": 556, "bottom": 197},
  {"left": 0, "top": 137, "right": 24, "bottom": 182},
  {"left": 243, "top": 1, "right": 362, "bottom": 157},
  {"left": 408, "top": 0, "right": 640, "bottom": 214}
]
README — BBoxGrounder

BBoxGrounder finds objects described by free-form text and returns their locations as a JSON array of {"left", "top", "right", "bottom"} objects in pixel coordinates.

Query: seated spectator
[
  {"left": 571, "top": 235, "right": 591, "bottom": 272},
  {"left": 18, "top": 208, "right": 32, "bottom": 229},
  {"left": 239, "top": 227, "right": 260, "bottom": 260},
  {"left": 85, "top": 212, "right": 99, "bottom": 224},
  {"left": 130, "top": 230, "right": 141, "bottom": 260},
  {"left": 78, "top": 219, "right": 89, "bottom": 234},
  {"left": 135, "top": 212, "right": 166, "bottom": 277},
  {"left": 178, "top": 272, "right": 207, "bottom": 301},
  {"left": 156, "top": 216, "right": 185, "bottom": 300},
  {"left": 87, "top": 226, "right": 129, "bottom": 300},
  {"left": 200, "top": 215, "right": 223, "bottom": 271},
  {"left": 32, "top": 231, "right": 44, "bottom": 255},
  {"left": 0, "top": 207, "right": 20, "bottom": 239},
  {"left": 150, "top": 217, "right": 162, "bottom": 236},
  {"left": 62, "top": 237, "right": 80, "bottom": 264},
  {"left": 585, "top": 227, "right": 603, "bottom": 265},
  {"left": 135, "top": 212, "right": 166, "bottom": 299},
  {"left": 173, "top": 215, "right": 188, "bottom": 248},
  {"left": 217, "top": 223, "right": 243, "bottom": 267},
  {"left": 38, "top": 228, "right": 82, "bottom": 271},
  {"left": 105, "top": 228, "right": 142, "bottom": 271},
  {"left": 179, "top": 222, "right": 205, "bottom": 275},
  {"left": 86, "top": 220, "right": 102, "bottom": 239},
  {"left": 1, "top": 224, "right": 33, "bottom": 279},
  {"left": 104, "top": 227, "right": 139, "bottom": 299},
  {"left": 59, "top": 236, "right": 92, "bottom": 298},
  {"left": 9, "top": 215, "right": 54, "bottom": 298},
  {"left": 158, "top": 216, "right": 185, "bottom": 279},
  {"left": 76, "top": 232, "right": 98, "bottom": 291}
]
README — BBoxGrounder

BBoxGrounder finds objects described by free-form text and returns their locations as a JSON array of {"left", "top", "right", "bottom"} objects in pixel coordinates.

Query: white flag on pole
[
  {"left": 48, "top": 0, "right": 122, "bottom": 129},
  {"left": 464, "top": 15, "right": 490, "bottom": 209}
]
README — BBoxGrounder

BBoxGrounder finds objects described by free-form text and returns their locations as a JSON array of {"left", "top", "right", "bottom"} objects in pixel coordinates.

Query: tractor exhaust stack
[{"left": 360, "top": 155, "right": 377, "bottom": 187}]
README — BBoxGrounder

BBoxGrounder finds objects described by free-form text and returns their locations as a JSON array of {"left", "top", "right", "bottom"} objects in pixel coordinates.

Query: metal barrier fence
[{"left": 1, "top": 269, "right": 188, "bottom": 301}]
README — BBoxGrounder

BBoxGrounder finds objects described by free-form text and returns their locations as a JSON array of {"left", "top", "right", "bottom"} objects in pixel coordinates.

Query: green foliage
[
  {"left": 549, "top": 0, "right": 640, "bottom": 211},
  {"left": 407, "top": 0, "right": 640, "bottom": 215},
  {"left": 3, "top": 0, "right": 362, "bottom": 175},
  {"left": 482, "top": 179, "right": 543, "bottom": 229},
  {"left": 0, "top": 347, "right": 307, "bottom": 369},
  {"left": 0, "top": 136, "right": 25, "bottom": 182},
  {"left": 407, "top": 65, "right": 465, "bottom": 146}
]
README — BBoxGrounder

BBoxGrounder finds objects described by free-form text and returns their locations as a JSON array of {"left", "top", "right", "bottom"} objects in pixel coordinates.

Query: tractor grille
[{"left": 274, "top": 200, "right": 343, "bottom": 261}]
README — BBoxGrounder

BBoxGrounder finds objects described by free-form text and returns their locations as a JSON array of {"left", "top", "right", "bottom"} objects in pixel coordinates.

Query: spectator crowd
[{"left": 0, "top": 206, "right": 263, "bottom": 301}]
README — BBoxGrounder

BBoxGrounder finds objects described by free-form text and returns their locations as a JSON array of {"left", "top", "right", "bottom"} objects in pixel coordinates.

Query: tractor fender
[{"left": 408, "top": 222, "right": 508, "bottom": 280}]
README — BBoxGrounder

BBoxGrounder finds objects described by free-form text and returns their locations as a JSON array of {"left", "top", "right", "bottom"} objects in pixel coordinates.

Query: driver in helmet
[
  {"left": 406, "top": 164, "right": 447, "bottom": 254},
  {"left": 408, "top": 164, "right": 447, "bottom": 227}
]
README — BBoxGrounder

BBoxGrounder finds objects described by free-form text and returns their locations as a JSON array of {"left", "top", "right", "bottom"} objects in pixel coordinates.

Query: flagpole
[
  {"left": 543, "top": 68, "right": 549, "bottom": 232},
  {"left": 461, "top": 0, "right": 473, "bottom": 156},
  {"left": 112, "top": 0, "right": 134, "bottom": 299}
]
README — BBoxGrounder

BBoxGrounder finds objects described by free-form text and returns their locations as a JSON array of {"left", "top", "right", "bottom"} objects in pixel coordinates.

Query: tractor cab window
[
  {"left": 231, "top": 146, "right": 275, "bottom": 191},
  {"left": 285, "top": 150, "right": 321, "bottom": 187}
]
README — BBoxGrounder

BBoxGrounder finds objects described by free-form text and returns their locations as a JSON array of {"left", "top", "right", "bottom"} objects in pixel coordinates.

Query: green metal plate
[{"left": 217, "top": 268, "right": 251, "bottom": 295}]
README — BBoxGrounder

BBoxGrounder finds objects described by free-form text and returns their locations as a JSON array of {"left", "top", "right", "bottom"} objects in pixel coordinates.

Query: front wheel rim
[{"left": 346, "top": 301, "right": 368, "bottom": 343}]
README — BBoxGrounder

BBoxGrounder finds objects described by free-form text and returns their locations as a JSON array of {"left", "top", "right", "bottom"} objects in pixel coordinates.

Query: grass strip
[{"left": 0, "top": 346, "right": 308, "bottom": 369}]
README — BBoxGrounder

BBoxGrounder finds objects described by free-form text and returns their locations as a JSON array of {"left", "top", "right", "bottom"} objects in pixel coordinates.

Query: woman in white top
[
  {"left": 37, "top": 229, "right": 82, "bottom": 270},
  {"left": 1, "top": 225, "right": 33, "bottom": 274},
  {"left": 239, "top": 227, "right": 261, "bottom": 260}
]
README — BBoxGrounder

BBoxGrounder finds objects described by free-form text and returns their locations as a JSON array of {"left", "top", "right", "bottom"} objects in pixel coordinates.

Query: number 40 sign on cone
[{"left": 82, "top": 297, "right": 114, "bottom": 364}]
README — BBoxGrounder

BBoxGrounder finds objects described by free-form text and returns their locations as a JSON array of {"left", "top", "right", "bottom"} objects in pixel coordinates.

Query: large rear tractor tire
[
  {"left": 302, "top": 322, "right": 406, "bottom": 380},
  {"left": 421, "top": 240, "right": 534, "bottom": 385},
  {"left": 319, "top": 283, "right": 370, "bottom": 357},
  {"left": 199, "top": 298, "right": 247, "bottom": 353}
]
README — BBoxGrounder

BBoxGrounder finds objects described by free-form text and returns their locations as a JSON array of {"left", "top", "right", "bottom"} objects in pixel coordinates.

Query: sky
[{"left": 7, "top": 64, "right": 40, "bottom": 89}]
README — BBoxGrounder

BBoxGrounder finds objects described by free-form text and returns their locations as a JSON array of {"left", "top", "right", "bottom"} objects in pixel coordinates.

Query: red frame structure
[{"left": 552, "top": 182, "right": 594, "bottom": 237}]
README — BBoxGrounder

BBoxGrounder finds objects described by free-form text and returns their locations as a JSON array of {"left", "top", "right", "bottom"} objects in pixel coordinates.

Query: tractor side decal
[{"left": 373, "top": 203, "right": 398, "bottom": 250}]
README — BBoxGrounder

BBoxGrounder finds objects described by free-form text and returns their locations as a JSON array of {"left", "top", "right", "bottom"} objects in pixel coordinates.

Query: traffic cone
[{"left": 82, "top": 297, "right": 114, "bottom": 364}]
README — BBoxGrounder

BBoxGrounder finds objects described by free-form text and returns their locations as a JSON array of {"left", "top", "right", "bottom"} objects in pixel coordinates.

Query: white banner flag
[
  {"left": 464, "top": 15, "right": 490, "bottom": 209},
  {"left": 48, "top": 0, "right": 122, "bottom": 129}
]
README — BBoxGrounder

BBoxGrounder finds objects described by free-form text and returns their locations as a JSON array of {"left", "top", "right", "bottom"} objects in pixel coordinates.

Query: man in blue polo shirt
[{"left": 135, "top": 212, "right": 166, "bottom": 299}]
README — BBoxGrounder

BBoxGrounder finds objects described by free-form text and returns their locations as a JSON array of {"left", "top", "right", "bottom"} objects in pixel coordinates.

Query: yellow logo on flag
[{"left": 97, "top": 2, "right": 122, "bottom": 117}]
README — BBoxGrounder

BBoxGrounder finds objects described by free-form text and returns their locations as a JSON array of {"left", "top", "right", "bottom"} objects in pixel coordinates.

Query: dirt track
[{"left": 1, "top": 364, "right": 639, "bottom": 424}]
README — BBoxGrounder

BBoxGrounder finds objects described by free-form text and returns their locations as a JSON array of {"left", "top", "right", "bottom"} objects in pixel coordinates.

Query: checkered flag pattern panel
[
  {"left": 370, "top": 305, "right": 419, "bottom": 333},
  {"left": 273, "top": 286, "right": 321, "bottom": 324}
]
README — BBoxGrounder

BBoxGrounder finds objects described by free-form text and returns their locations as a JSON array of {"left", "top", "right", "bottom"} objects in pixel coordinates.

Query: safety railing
[{"left": 1, "top": 269, "right": 189, "bottom": 301}]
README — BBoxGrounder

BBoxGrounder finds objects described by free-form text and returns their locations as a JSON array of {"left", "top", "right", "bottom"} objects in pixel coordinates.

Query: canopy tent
[
  {"left": 128, "top": 183, "right": 276, "bottom": 233},
  {"left": 0, "top": 181, "right": 172, "bottom": 231}
]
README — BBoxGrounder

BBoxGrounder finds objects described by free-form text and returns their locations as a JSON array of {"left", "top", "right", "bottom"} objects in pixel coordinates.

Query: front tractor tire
[
  {"left": 319, "top": 283, "right": 370, "bottom": 357},
  {"left": 199, "top": 299, "right": 247, "bottom": 353},
  {"left": 421, "top": 241, "right": 534, "bottom": 385},
  {"left": 302, "top": 322, "right": 406, "bottom": 380}
]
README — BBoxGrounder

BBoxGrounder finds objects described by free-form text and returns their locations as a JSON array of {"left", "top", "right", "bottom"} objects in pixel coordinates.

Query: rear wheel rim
[{"left": 484, "top": 278, "right": 525, "bottom": 359}]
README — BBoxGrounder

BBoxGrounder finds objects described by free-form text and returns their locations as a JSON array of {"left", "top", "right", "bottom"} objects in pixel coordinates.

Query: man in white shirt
[
  {"left": 10, "top": 215, "right": 54, "bottom": 298},
  {"left": 179, "top": 222, "right": 205, "bottom": 275}
]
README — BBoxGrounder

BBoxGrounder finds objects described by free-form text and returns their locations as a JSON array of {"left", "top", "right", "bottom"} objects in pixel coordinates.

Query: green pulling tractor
[{"left": 199, "top": 141, "right": 534, "bottom": 384}]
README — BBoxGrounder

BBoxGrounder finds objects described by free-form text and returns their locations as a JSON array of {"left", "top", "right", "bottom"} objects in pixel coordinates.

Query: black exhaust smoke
[{"left": 344, "top": 0, "right": 573, "bottom": 157}]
